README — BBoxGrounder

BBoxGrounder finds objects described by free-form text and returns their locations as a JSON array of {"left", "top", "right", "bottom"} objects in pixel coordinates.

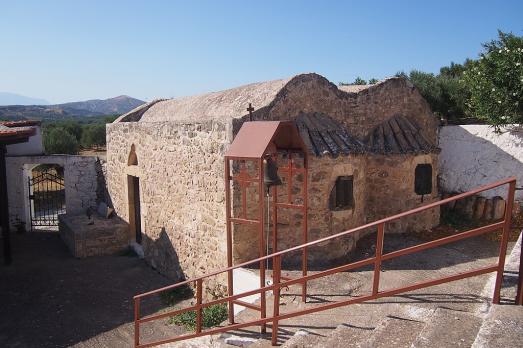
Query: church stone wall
[
  {"left": 232, "top": 154, "right": 367, "bottom": 266},
  {"left": 365, "top": 153, "right": 440, "bottom": 233},
  {"left": 106, "top": 120, "right": 232, "bottom": 293},
  {"left": 242, "top": 75, "right": 438, "bottom": 144}
]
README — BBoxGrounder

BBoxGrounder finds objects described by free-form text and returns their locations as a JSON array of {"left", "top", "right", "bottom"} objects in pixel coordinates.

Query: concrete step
[
  {"left": 412, "top": 307, "right": 483, "bottom": 348},
  {"left": 281, "top": 330, "right": 324, "bottom": 348},
  {"left": 359, "top": 316, "right": 425, "bottom": 348},
  {"left": 315, "top": 323, "right": 373, "bottom": 348},
  {"left": 471, "top": 304, "right": 523, "bottom": 348}
]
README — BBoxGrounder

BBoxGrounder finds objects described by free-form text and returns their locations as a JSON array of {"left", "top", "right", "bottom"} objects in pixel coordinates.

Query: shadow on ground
[{"left": 0, "top": 231, "right": 173, "bottom": 348}]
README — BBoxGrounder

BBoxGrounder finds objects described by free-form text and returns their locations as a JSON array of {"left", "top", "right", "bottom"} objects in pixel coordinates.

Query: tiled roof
[
  {"left": 366, "top": 114, "right": 438, "bottom": 154},
  {"left": 0, "top": 120, "right": 41, "bottom": 127},
  {"left": 295, "top": 112, "right": 367, "bottom": 157},
  {"left": 0, "top": 120, "right": 38, "bottom": 142}
]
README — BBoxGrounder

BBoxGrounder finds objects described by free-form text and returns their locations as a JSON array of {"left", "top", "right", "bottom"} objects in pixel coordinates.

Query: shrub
[
  {"left": 462, "top": 30, "right": 523, "bottom": 128},
  {"left": 168, "top": 303, "right": 228, "bottom": 330},
  {"left": 43, "top": 127, "right": 79, "bottom": 154},
  {"left": 81, "top": 123, "right": 106, "bottom": 148}
]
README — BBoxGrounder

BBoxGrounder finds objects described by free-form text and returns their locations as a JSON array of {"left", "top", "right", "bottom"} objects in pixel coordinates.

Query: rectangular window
[
  {"left": 329, "top": 176, "right": 354, "bottom": 210},
  {"left": 415, "top": 164, "right": 432, "bottom": 195}
]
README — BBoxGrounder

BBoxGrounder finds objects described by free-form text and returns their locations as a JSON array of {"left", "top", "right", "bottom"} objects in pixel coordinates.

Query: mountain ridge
[
  {"left": 0, "top": 95, "right": 145, "bottom": 121},
  {"left": 0, "top": 92, "right": 50, "bottom": 106}
]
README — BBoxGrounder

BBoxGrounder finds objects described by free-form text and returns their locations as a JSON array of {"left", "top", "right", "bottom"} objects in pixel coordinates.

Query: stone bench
[{"left": 59, "top": 214, "right": 129, "bottom": 258}]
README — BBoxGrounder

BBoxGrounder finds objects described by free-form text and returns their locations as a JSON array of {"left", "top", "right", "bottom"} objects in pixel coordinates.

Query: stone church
[{"left": 106, "top": 73, "right": 440, "bottom": 282}]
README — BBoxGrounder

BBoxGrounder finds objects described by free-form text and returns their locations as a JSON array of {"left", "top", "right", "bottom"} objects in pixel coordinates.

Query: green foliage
[
  {"left": 461, "top": 30, "right": 523, "bottom": 128},
  {"left": 352, "top": 77, "right": 367, "bottom": 85},
  {"left": 403, "top": 68, "right": 469, "bottom": 122},
  {"left": 339, "top": 77, "right": 371, "bottom": 86},
  {"left": 168, "top": 304, "right": 228, "bottom": 330},
  {"left": 43, "top": 127, "right": 79, "bottom": 154},
  {"left": 368, "top": 78, "right": 379, "bottom": 84},
  {"left": 42, "top": 114, "right": 117, "bottom": 151},
  {"left": 81, "top": 123, "right": 106, "bottom": 148}
]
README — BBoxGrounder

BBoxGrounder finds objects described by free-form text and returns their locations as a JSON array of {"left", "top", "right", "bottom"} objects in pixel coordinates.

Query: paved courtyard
[{"left": 0, "top": 231, "right": 172, "bottom": 348}]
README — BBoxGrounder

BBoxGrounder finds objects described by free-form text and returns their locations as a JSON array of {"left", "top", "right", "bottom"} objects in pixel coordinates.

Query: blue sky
[{"left": 1, "top": 0, "right": 522, "bottom": 103}]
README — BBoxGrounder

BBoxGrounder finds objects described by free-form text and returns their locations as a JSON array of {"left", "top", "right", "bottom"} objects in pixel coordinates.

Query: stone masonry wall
[
  {"left": 365, "top": 153, "right": 440, "bottom": 233},
  {"left": 106, "top": 120, "right": 232, "bottom": 292},
  {"left": 6, "top": 155, "right": 100, "bottom": 228},
  {"left": 232, "top": 154, "right": 367, "bottom": 266},
  {"left": 237, "top": 76, "right": 438, "bottom": 144}
]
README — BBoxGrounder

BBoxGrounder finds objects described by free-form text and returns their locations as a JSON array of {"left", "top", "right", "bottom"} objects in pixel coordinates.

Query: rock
[
  {"left": 483, "top": 199, "right": 494, "bottom": 221},
  {"left": 223, "top": 334, "right": 257, "bottom": 347},
  {"left": 473, "top": 197, "right": 486, "bottom": 220},
  {"left": 491, "top": 197, "right": 506, "bottom": 221},
  {"left": 97, "top": 202, "right": 114, "bottom": 219},
  {"left": 463, "top": 195, "right": 477, "bottom": 219}
]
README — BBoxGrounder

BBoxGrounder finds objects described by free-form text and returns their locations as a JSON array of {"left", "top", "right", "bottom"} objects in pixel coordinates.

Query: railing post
[
  {"left": 493, "top": 180, "right": 516, "bottom": 304},
  {"left": 259, "top": 158, "right": 267, "bottom": 334},
  {"left": 196, "top": 279, "right": 203, "bottom": 334},
  {"left": 517, "top": 233, "right": 523, "bottom": 305},
  {"left": 225, "top": 157, "right": 235, "bottom": 324},
  {"left": 302, "top": 153, "right": 308, "bottom": 303},
  {"left": 134, "top": 297, "right": 140, "bottom": 348},
  {"left": 271, "top": 255, "right": 282, "bottom": 346},
  {"left": 372, "top": 223, "right": 385, "bottom": 296}
]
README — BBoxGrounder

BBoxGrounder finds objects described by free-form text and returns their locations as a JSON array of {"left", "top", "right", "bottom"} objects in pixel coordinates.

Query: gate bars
[
  {"left": 133, "top": 177, "right": 519, "bottom": 348},
  {"left": 28, "top": 170, "right": 65, "bottom": 229}
]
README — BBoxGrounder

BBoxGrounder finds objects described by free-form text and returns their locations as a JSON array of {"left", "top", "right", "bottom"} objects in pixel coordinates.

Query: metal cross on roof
[{"left": 247, "top": 103, "right": 254, "bottom": 121}]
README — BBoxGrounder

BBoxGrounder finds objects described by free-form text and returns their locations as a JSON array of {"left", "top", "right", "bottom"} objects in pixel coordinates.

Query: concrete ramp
[{"left": 233, "top": 268, "right": 263, "bottom": 315}]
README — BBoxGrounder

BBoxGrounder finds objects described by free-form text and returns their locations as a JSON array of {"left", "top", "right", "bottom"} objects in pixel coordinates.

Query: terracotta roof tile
[
  {"left": 366, "top": 115, "right": 438, "bottom": 154},
  {"left": 295, "top": 112, "right": 367, "bottom": 157}
]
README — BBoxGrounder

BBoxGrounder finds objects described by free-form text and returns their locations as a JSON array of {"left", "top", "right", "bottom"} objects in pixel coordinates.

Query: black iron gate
[{"left": 28, "top": 170, "right": 65, "bottom": 229}]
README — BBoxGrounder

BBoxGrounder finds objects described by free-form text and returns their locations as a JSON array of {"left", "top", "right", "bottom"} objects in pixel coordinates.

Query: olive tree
[
  {"left": 43, "top": 127, "right": 79, "bottom": 154},
  {"left": 462, "top": 31, "right": 523, "bottom": 128}
]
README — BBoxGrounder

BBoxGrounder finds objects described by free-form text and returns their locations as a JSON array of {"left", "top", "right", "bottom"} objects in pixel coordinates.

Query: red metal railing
[{"left": 133, "top": 177, "right": 519, "bottom": 347}]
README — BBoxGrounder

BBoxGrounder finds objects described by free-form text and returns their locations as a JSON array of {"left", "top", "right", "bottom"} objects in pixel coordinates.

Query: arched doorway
[
  {"left": 28, "top": 164, "right": 66, "bottom": 231},
  {"left": 127, "top": 144, "right": 142, "bottom": 244}
]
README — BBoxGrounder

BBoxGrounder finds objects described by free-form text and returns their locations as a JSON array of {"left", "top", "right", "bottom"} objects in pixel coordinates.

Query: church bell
[{"left": 263, "top": 155, "right": 282, "bottom": 190}]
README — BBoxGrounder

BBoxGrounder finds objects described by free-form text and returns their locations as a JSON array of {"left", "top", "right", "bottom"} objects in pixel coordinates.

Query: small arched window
[
  {"left": 329, "top": 176, "right": 354, "bottom": 211},
  {"left": 128, "top": 144, "right": 138, "bottom": 166}
]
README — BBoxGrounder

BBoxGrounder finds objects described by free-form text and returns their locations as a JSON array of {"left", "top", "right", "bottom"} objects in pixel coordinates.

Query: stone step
[
  {"left": 471, "top": 304, "right": 523, "bottom": 348},
  {"left": 281, "top": 330, "right": 324, "bottom": 348},
  {"left": 359, "top": 315, "right": 425, "bottom": 348},
  {"left": 412, "top": 307, "right": 482, "bottom": 348},
  {"left": 315, "top": 323, "right": 374, "bottom": 348}
]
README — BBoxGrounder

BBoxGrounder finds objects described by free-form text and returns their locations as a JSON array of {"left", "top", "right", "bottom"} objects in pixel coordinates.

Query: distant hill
[
  {"left": 0, "top": 92, "right": 49, "bottom": 106},
  {"left": 0, "top": 95, "right": 145, "bottom": 121},
  {"left": 56, "top": 95, "right": 145, "bottom": 115}
]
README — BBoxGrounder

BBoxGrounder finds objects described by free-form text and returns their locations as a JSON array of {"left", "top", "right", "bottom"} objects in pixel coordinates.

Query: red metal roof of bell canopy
[{"left": 225, "top": 121, "right": 306, "bottom": 158}]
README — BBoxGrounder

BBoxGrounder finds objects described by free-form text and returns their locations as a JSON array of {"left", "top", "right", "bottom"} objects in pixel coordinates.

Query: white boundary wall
[{"left": 439, "top": 125, "right": 523, "bottom": 200}]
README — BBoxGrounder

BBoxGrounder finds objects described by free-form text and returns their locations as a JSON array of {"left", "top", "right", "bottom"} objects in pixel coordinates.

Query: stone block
[
  {"left": 463, "top": 195, "right": 477, "bottom": 219},
  {"left": 483, "top": 199, "right": 494, "bottom": 221},
  {"left": 59, "top": 214, "right": 129, "bottom": 258},
  {"left": 492, "top": 197, "right": 506, "bottom": 221},
  {"left": 473, "top": 197, "right": 486, "bottom": 220}
]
